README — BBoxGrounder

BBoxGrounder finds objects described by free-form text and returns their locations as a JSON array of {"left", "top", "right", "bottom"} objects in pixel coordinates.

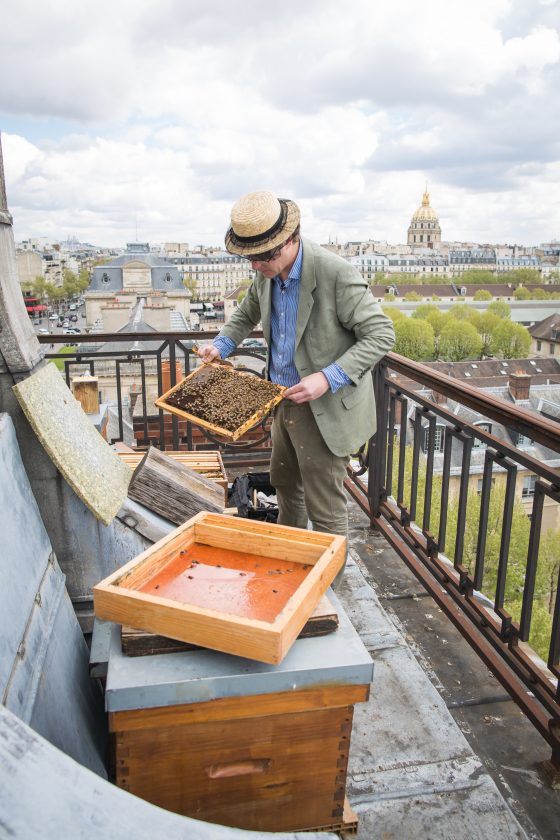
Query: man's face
[{"left": 247, "top": 238, "right": 298, "bottom": 279}]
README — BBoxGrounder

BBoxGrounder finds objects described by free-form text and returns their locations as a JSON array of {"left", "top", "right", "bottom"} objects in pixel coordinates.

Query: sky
[{"left": 1, "top": 0, "right": 559, "bottom": 249}]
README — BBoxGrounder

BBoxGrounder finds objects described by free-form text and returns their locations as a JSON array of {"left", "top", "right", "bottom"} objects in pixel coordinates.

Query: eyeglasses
[{"left": 243, "top": 242, "right": 285, "bottom": 263}]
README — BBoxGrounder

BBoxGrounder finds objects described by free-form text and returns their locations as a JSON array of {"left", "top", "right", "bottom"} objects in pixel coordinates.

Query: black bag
[{"left": 228, "top": 473, "right": 279, "bottom": 522}]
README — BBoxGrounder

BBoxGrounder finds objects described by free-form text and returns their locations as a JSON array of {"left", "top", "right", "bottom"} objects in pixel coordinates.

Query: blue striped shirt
[{"left": 213, "top": 241, "right": 351, "bottom": 391}]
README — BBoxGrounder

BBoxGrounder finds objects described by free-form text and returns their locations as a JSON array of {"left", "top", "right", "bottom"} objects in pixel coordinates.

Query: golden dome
[{"left": 411, "top": 189, "right": 439, "bottom": 222}]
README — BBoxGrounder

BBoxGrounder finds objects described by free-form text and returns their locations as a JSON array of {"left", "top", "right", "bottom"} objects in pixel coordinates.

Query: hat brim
[{"left": 225, "top": 199, "right": 300, "bottom": 257}]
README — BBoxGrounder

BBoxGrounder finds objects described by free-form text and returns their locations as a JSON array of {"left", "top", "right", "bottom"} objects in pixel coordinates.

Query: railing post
[{"left": 368, "top": 359, "right": 389, "bottom": 524}]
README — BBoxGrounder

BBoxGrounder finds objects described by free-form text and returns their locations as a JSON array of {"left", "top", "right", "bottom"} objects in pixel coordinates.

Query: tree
[
  {"left": 473, "top": 289, "right": 493, "bottom": 301},
  {"left": 62, "top": 269, "right": 80, "bottom": 299},
  {"left": 412, "top": 304, "right": 439, "bottom": 321},
  {"left": 382, "top": 307, "right": 406, "bottom": 324},
  {"left": 403, "top": 291, "right": 423, "bottom": 300},
  {"left": 468, "top": 311, "right": 501, "bottom": 356},
  {"left": 424, "top": 309, "right": 452, "bottom": 338},
  {"left": 507, "top": 268, "right": 541, "bottom": 285},
  {"left": 31, "top": 275, "right": 48, "bottom": 301},
  {"left": 448, "top": 303, "right": 472, "bottom": 320},
  {"left": 439, "top": 320, "right": 483, "bottom": 361},
  {"left": 182, "top": 274, "right": 198, "bottom": 296},
  {"left": 394, "top": 318, "right": 434, "bottom": 361},
  {"left": 490, "top": 320, "right": 531, "bottom": 359},
  {"left": 77, "top": 269, "right": 91, "bottom": 292},
  {"left": 459, "top": 269, "right": 498, "bottom": 284},
  {"left": 487, "top": 300, "right": 511, "bottom": 319},
  {"left": 237, "top": 278, "right": 252, "bottom": 304},
  {"left": 513, "top": 286, "right": 531, "bottom": 300}
]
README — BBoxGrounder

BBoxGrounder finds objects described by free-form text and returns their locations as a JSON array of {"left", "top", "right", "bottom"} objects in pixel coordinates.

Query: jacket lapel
[
  {"left": 295, "top": 239, "right": 316, "bottom": 348},
  {"left": 259, "top": 271, "right": 272, "bottom": 346}
]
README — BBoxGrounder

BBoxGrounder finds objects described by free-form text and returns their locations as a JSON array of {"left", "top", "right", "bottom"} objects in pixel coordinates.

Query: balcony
[
  {"left": 0, "top": 294, "right": 557, "bottom": 835},
  {"left": 15, "top": 330, "right": 554, "bottom": 829}
]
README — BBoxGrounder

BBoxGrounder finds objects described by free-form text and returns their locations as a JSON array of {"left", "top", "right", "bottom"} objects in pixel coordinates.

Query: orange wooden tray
[{"left": 93, "top": 512, "right": 346, "bottom": 664}]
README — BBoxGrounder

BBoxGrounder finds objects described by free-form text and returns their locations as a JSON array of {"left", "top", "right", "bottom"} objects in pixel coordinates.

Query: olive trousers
[{"left": 270, "top": 400, "right": 349, "bottom": 585}]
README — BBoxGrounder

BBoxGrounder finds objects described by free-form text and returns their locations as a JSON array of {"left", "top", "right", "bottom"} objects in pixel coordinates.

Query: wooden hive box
[
  {"left": 93, "top": 512, "right": 346, "bottom": 664},
  {"left": 154, "top": 363, "right": 285, "bottom": 441}
]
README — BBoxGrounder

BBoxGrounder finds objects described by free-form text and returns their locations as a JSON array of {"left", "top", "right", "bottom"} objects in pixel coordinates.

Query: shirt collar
[{"left": 275, "top": 240, "right": 303, "bottom": 288}]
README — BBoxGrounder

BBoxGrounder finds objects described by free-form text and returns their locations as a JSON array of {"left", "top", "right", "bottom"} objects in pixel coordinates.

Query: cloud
[{"left": 0, "top": 0, "right": 559, "bottom": 246}]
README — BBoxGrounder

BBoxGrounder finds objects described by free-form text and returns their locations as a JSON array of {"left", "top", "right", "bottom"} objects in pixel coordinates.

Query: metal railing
[
  {"left": 39, "top": 333, "right": 560, "bottom": 766},
  {"left": 40, "top": 329, "right": 272, "bottom": 465},
  {"left": 345, "top": 352, "right": 560, "bottom": 769}
]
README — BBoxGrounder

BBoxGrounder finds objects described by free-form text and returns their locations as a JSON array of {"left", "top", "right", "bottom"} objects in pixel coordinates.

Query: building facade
[{"left": 407, "top": 189, "right": 442, "bottom": 249}]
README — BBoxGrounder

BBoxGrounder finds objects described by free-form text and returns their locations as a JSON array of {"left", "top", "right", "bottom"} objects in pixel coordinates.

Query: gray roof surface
[{"left": 528, "top": 312, "right": 560, "bottom": 339}]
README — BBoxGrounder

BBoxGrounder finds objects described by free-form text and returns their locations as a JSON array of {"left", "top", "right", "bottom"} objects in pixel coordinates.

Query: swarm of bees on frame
[{"left": 166, "top": 366, "right": 284, "bottom": 433}]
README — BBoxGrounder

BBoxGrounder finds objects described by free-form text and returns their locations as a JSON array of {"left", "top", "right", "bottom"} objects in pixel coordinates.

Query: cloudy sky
[{"left": 1, "top": 0, "right": 559, "bottom": 248}]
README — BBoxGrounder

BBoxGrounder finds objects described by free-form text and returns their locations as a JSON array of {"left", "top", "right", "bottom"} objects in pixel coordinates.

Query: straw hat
[{"left": 225, "top": 191, "right": 300, "bottom": 256}]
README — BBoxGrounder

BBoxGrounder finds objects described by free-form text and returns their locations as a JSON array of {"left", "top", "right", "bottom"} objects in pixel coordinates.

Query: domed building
[{"left": 407, "top": 188, "right": 442, "bottom": 249}]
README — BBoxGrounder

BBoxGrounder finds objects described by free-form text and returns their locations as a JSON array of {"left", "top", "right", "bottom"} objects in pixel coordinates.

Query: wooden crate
[
  {"left": 154, "top": 363, "right": 285, "bottom": 441},
  {"left": 110, "top": 683, "right": 367, "bottom": 832},
  {"left": 93, "top": 512, "right": 346, "bottom": 664},
  {"left": 116, "top": 449, "right": 228, "bottom": 500}
]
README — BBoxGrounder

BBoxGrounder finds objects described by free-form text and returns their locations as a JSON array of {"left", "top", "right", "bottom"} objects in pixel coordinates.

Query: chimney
[
  {"left": 509, "top": 371, "right": 531, "bottom": 401},
  {"left": 431, "top": 389, "right": 448, "bottom": 405}
]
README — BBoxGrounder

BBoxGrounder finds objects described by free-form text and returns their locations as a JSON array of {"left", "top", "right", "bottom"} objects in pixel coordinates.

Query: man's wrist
[
  {"left": 322, "top": 363, "right": 352, "bottom": 393},
  {"left": 212, "top": 336, "right": 236, "bottom": 359}
]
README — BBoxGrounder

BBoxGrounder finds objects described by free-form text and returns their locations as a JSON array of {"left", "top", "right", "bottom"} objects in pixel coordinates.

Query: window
[
  {"left": 423, "top": 426, "right": 445, "bottom": 453},
  {"left": 522, "top": 475, "right": 537, "bottom": 498},
  {"left": 517, "top": 433, "right": 532, "bottom": 447},
  {"left": 537, "top": 340, "right": 542, "bottom": 351},
  {"left": 550, "top": 344, "right": 555, "bottom": 355},
  {"left": 472, "top": 422, "right": 491, "bottom": 447},
  {"left": 477, "top": 477, "right": 495, "bottom": 495}
]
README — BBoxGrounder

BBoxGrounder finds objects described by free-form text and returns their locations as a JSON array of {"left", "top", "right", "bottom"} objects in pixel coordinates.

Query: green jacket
[{"left": 220, "top": 238, "right": 395, "bottom": 456}]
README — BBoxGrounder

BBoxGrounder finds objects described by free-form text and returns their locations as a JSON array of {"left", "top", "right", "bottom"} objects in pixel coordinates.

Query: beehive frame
[
  {"left": 154, "top": 363, "right": 285, "bottom": 441},
  {"left": 93, "top": 512, "right": 346, "bottom": 664}
]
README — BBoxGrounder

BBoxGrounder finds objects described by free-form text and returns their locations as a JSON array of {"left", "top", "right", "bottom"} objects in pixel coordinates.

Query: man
[{"left": 198, "top": 191, "right": 394, "bottom": 564}]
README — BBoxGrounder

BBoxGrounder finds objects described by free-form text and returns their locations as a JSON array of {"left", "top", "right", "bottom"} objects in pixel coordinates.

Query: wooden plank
[
  {"left": 121, "top": 594, "right": 339, "bottom": 656},
  {"left": 109, "top": 685, "right": 369, "bottom": 730},
  {"left": 127, "top": 447, "right": 224, "bottom": 525},
  {"left": 193, "top": 520, "right": 325, "bottom": 564},
  {"left": 112, "top": 703, "right": 355, "bottom": 831}
]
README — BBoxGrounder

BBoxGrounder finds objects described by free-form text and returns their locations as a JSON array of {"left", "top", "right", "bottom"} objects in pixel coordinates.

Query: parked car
[
  {"left": 38, "top": 328, "right": 49, "bottom": 334},
  {"left": 57, "top": 321, "right": 64, "bottom": 328},
  {"left": 69, "top": 314, "right": 78, "bottom": 322},
  {"left": 49, "top": 314, "right": 57, "bottom": 321},
  {"left": 241, "top": 338, "right": 265, "bottom": 348},
  {"left": 62, "top": 320, "right": 70, "bottom": 328}
]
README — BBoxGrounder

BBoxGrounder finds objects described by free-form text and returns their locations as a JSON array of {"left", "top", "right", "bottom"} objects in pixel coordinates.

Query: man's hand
[
  {"left": 284, "top": 372, "right": 330, "bottom": 404},
  {"left": 197, "top": 344, "right": 221, "bottom": 363}
]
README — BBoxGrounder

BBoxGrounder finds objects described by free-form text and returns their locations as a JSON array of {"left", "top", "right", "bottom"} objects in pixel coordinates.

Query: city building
[
  {"left": 407, "top": 188, "right": 442, "bottom": 249},
  {"left": 529, "top": 313, "right": 560, "bottom": 358},
  {"left": 167, "top": 250, "right": 252, "bottom": 302},
  {"left": 86, "top": 243, "right": 190, "bottom": 332}
]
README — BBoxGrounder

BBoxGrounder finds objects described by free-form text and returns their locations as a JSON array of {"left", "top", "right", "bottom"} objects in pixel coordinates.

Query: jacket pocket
[{"left": 341, "top": 384, "right": 368, "bottom": 410}]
